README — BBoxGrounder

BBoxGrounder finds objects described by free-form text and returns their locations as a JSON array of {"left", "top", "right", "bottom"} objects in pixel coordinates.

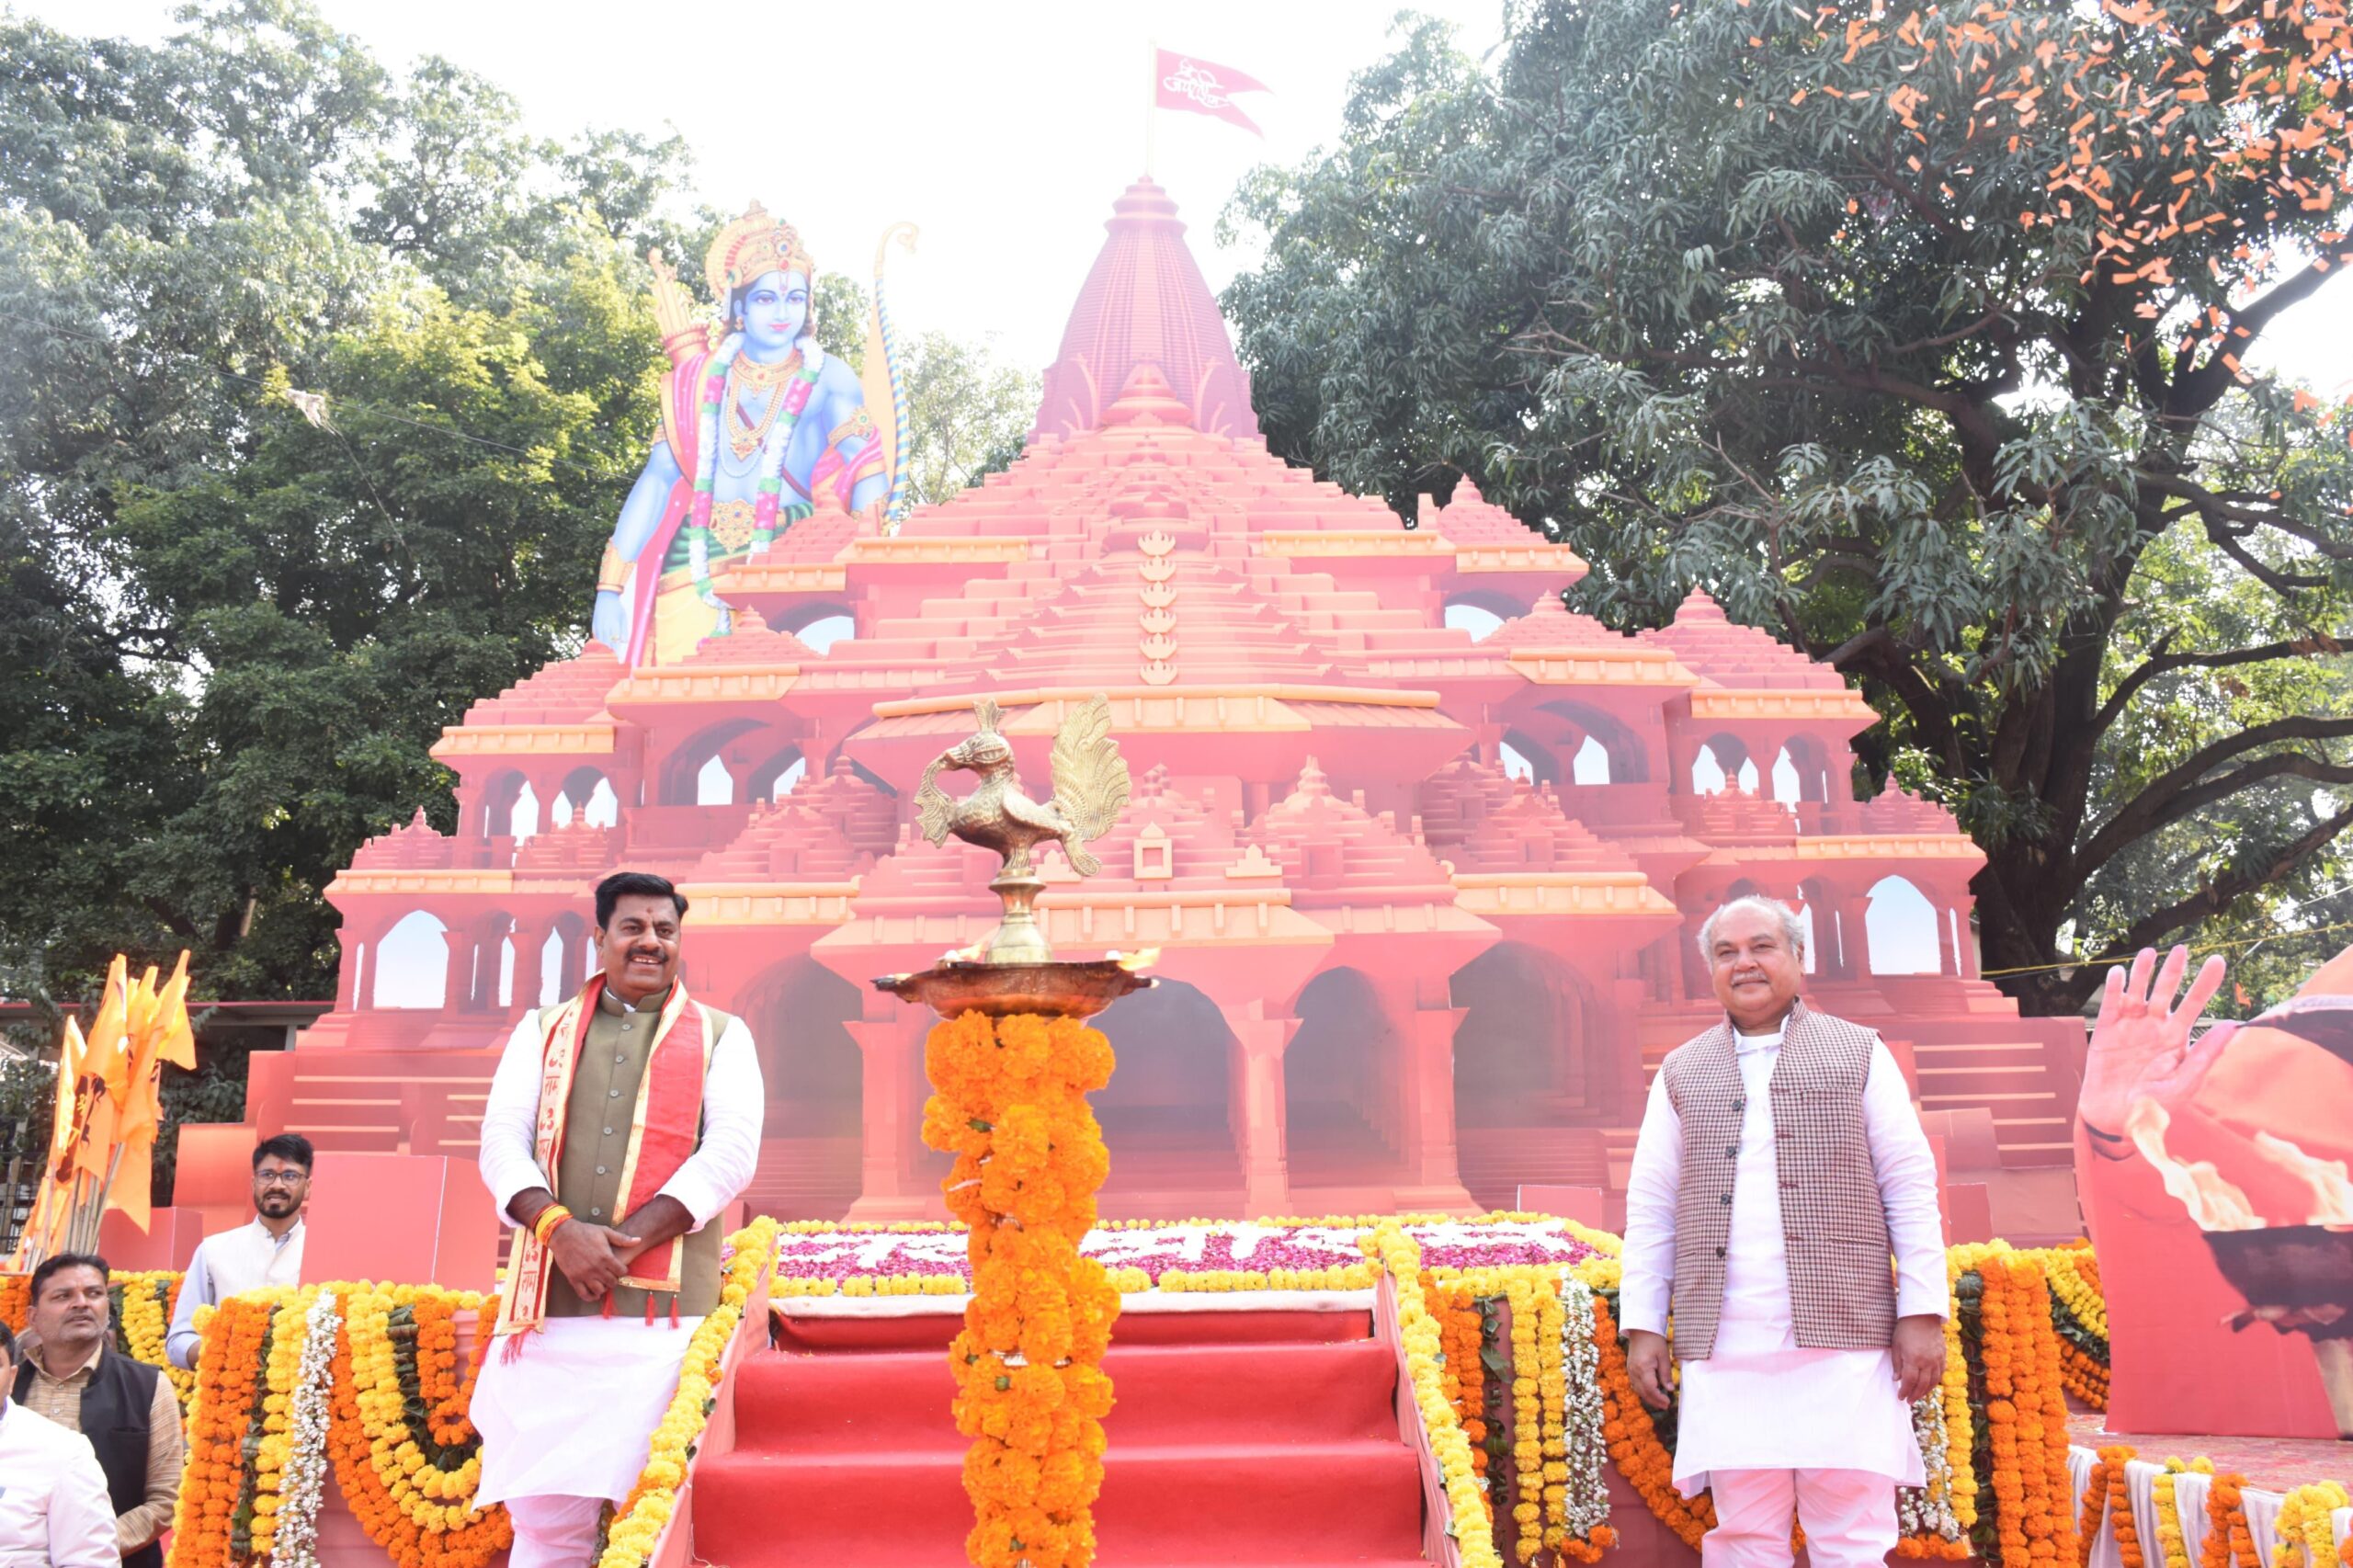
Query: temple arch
[
  {"left": 371, "top": 911, "right": 449, "bottom": 1010},
  {"left": 1865, "top": 875, "right": 1942, "bottom": 973},
  {"left": 1449, "top": 943, "right": 1611, "bottom": 1210},
  {"left": 1091, "top": 979, "right": 1243, "bottom": 1209},
  {"left": 749, "top": 744, "right": 808, "bottom": 803},
  {"left": 737, "top": 958, "right": 864, "bottom": 1219},
  {"left": 551, "top": 767, "right": 618, "bottom": 828},
  {"left": 1692, "top": 733, "right": 1757, "bottom": 795},
  {"left": 779, "top": 601, "right": 858, "bottom": 653},
  {"left": 1285, "top": 968, "right": 1405, "bottom": 1190},
  {"left": 659, "top": 719, "right": 767, "bottom": 805},
  {"left": 1499, "top": 732, "right": 1552, "bottom": 785},
  {"left": 695, "top": 755, "right": 734, "bottom": 806},
  {"left": 1535, "top": 700, "right": 1648, "bottom": 784}
]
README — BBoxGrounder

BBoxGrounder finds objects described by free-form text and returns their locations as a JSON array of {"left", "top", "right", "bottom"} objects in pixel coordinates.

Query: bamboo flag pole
[{"left": 1145, "top": 38, "right": 1159, "bottom": 178}]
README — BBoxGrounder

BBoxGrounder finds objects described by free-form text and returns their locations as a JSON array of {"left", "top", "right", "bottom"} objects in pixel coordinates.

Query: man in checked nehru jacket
[{"left": 1620, "top": 895, "right": 1948, "bottom": 1568}]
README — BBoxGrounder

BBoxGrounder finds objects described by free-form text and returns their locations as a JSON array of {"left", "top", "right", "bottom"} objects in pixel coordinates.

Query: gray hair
[{"left": 1697, "top": 895, "right": 1807, "bottom": 963}]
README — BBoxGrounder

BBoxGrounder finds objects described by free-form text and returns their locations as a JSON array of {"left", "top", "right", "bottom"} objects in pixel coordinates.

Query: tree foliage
[
  {"left": 0, "top": 1, "right": 1027, "bottom": 1014},
  {"left": 1223, "top": 0, "right": 2353, "bottom": 1014}
]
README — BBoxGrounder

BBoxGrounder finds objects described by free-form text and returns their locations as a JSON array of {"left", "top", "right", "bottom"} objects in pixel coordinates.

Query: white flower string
[
  {"left": 273, "top": 1287, "right": 344, "bottom": 1568},
  {"left": 1557, "top": 1274, "right": 1614, "bottom": 1544},
  {"left": 1899, "top": 1391, "right": 1963, "bottom": 1543}
]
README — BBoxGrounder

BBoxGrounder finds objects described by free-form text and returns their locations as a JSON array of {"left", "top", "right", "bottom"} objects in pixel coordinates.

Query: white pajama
[
  {"left": 1707, "top": 1467, "right": 1901, "bottom": 1568},
  {"left": 505, "top": 1493, "right": 607, "bottom": 1568},
  {"left": 1622, "top": 1024, "right": 1949, "bottom": 1565}
]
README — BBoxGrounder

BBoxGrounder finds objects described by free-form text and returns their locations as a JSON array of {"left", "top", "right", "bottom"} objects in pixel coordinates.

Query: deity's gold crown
[{"left": 705, "top": 203, "right": 815, "bottom": 304}]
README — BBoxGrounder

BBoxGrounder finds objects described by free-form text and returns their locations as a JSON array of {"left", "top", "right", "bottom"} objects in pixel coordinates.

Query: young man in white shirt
[
  {"left": 166, "top": 1133, "right": 311, "bottom": 1370},
  {"left": 0, "top": 1320, "right": 119, "bottom": 1568}
]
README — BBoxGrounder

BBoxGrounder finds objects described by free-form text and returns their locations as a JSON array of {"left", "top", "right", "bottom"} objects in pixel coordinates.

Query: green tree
[{"left": 1224, "top": 1, "right": 2353, "bottom": 1014}]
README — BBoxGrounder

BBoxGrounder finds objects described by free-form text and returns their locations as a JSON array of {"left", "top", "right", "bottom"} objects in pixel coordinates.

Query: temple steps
[{"left": 695, "top": 1308, "right": 1427, "bottom": 1567}]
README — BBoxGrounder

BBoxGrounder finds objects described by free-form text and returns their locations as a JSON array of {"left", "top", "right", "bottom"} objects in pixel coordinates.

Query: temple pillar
[
  {"left": 1218, "top": 1001, "right": 1296, "bottom": 1218},
  {"left": 845, "top": 1006, "right": 933, "bottom": 1222},
  {"left": 510, "top": 916, "right": 550, "bottom": 1014},
  {"left": 339, "top": 921, "right": 375, "bottom": 1012},
  {"left": 1382, "top": 975, "right": 1475, "bottom": 1211},
  {"left": 1831, "top": 887, "right": 1874, "bottom": 979},
  {"left": 442, "top": 927, "right": 477, "bottom": 1015}
]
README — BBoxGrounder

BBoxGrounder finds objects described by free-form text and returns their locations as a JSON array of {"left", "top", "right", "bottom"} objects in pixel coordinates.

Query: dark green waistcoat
[{"left": 543, "top": 989, "right": 729, "bottom": 1320}]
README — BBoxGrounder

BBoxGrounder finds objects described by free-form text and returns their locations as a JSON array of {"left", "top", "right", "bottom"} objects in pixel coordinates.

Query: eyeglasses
[{"left": 254, "top": 1170, "right": 308, "bottom": 1187}]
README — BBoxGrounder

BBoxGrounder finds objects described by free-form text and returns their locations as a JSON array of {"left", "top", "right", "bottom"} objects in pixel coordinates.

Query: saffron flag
[
  {"left": 108, "top": 952, "right": 196, "bottom": 1231},
  {"left": 1154, "top": 48, "right": 1271, "bottom": 137}
]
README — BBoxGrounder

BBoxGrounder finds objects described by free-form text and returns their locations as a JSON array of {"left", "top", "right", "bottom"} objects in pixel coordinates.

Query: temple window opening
[
  {"left": 758, "top": 755, "right": 808, "bottom": 801},
  {"left": 1501, "top": 741, "right": 1537, "bottom": 783},
  {"left": 1443, "top": 602, "right": 1505, "bottom": 642},
  {"left": 1571, "top": 734, "right": 1611, "bottom": 785},
  {"left": 538, "top": 926, "right": 568, "bottom": 1006},
  {"left": 1865, "top": 875, "right": 1942, "bottom": 973},
  {"left": 369, "top": 910, "right": 449, "bottom": 1009},
  {"left": 696, "top": 755, "right": 735, "bottom": 806},
  {"left": 580, "top": 778, "right": 619, "bottom": 826},
  {"left": 507, "top": 780, "right": 540, "bottom": 843},
  {"left": 497, "top": 934, "right": 516, "bottom": 1007},
  {"left": 796, "top": 613, "right": 856, "bottom": 653},
  {"left": 1771, "top": 746, "right": 1803, "bottom": 803}
]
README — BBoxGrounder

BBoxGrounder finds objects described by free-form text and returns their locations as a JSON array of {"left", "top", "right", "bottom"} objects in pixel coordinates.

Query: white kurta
[
  {"left": 0, "top": 1400, "right": 118, "bottom": 1568},
  {"left": 471, "top": 990, "right": 764, "bottom": 1506},
  {"left": 167, "top": 1218, "right": 306, "bottom": 1369},
  {"left": 1620, "top": 1027, "right": 1947, "bottom": 1495}
]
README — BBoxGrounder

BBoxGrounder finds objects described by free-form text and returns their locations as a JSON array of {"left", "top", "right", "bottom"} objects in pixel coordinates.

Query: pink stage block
[
  {"left": 1517, "top": 1184, "right": 1607, "bottom": 1228},
  {"left": 1944, "top": 1181, "right": 1994, "bottom": 1244},
  {"left": 97, "top": 1207, "right": 207, "bottom": 1271},
  {"left": 301, "top": 1153, "right": 500, "bottom": 1290}
]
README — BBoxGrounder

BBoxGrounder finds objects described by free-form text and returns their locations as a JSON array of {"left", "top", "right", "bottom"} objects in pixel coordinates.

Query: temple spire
[{"left": 1030, "top": 177, "right": 1260, "bottom": 446}]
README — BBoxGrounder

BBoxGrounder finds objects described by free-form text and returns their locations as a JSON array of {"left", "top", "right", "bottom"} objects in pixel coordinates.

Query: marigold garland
[
  {"left": 2200, "top": 1473, "right": 2261, "bottom": 1568},
  {"left": 1366, "top": 1223, "right": 1503, "bottom": 1568},
  {"left": 327, "top": 1285, "right": 509, "bottom": 1568},
  {"left": 2152, "top": 1458, "right": 2210, "bottom": 1568},
  {"left": 921, "top": 1011, "right": 1121, "bottom": 1568},
  {"left": 169, "top": 1289, "right": 277, "bottom": 1568},
  {"left": 2275, "top": 1483, "right": 2353, "bottom": 1568},
  {"left": 1589, "top": 1290, "right": 1716, "bottom": 1551}
]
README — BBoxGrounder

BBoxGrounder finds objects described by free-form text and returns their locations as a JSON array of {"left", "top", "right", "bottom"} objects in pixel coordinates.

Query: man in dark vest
[
  {"left": 1620, "top": 895, "right": 1949, "bottom": 1568},
  {"left": 12, "top": 1252, "right": 182, "bottom": 1568},
  {"left": 470, "top": 870, "right": 764, "bottom": 1568}
]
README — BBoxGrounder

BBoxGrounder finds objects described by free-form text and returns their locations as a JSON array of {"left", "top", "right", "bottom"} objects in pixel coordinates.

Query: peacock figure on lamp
[{"left": 881, "top": 694, "right": 1146, "bottom": 1568}]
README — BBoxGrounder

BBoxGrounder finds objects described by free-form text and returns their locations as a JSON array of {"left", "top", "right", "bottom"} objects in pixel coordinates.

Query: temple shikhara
[{"left": 269, "top": 178, "right": 2081, "bottom": 1234}]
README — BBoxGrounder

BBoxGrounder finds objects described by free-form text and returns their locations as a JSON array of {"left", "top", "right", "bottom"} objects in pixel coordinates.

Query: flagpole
[{"left": 1145, "top": 38, "right": 1158, "bottom": 178}]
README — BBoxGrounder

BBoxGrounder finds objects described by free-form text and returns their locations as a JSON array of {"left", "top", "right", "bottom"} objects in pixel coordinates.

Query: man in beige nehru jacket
[
  {"left": 471, "top": 871, "right": 763, "bottom": 1568},
  {"left": 1620, "top": 895, "right": 1948, "bottom": 1568}
]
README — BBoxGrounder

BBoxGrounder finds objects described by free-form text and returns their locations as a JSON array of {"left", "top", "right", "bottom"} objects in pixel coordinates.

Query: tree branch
[
  {"left": 2169, "top": 259, "right": 2342, "bottom": 418},
  {"left": 2093, "top": 636, "right": 2325, "bottom": 733},
  {"left": 2094, "top": 798, "right": 2353, "bottom": 959},
  {"left": 2079, "top": 719, "right": 2353, "bottom": 877}
]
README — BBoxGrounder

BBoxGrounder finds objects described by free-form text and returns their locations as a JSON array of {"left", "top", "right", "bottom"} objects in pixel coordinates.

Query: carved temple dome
[{"left": 1029, "top": 177, "right": 1261, "bottom": 447}]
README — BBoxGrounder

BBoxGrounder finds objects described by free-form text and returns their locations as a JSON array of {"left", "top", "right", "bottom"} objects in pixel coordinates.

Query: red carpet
[{"left": 694, "top": 1307, "right": 1429, "bottom": 1566}]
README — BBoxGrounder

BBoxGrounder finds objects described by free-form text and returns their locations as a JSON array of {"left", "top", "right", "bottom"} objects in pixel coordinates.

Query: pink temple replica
[{"left": 260, "top": 178, "right": 2084, "bottom": 1240}]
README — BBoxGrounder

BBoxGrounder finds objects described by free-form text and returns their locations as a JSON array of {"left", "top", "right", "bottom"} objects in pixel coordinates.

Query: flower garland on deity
[
  {"left": 327, "top": 1284, "right": 509, "bottom": 1568},
  {"left": 2273, "top": 1483, "right": 2353, "bottom": 1568},
  {"left": 919, "top": 1012, "right": 1121, "bottom": 1568},
  {"left": 1366, "top": 1222, "right": 1504, "bottom": 1568},
  {"left": 594, "top": 1219, "right": 777, "bottom": 1568}
]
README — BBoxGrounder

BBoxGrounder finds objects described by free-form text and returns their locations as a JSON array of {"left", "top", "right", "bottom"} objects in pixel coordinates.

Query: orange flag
[{"left": 108, "top": 952, "right": 195, "bottom": 1232}]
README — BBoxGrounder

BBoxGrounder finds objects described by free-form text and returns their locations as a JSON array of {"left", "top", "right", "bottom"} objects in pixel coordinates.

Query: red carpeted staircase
[{"left": 692, "top": 1306, "right": 1429, "bottom": 1566}]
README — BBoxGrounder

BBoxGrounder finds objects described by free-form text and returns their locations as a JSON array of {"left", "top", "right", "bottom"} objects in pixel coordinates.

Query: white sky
[{"left": 29, "top": 0, "right": 2353, "bottom": 391}]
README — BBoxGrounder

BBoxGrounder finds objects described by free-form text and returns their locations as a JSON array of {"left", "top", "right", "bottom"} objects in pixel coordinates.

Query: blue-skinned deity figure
[{"left": 592, "top": 205, "right": 899, "bottom": 665}]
